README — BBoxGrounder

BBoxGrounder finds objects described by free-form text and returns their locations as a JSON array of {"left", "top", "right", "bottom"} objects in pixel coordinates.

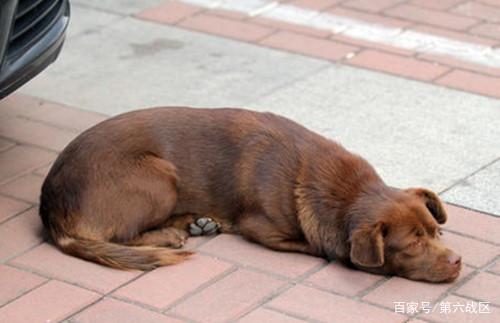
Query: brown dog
[{"left": 40, "top": 107, "right": 461, "bottom": 282}]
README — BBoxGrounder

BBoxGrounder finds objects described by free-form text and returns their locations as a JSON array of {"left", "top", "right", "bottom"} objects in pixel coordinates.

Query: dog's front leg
[{"left": 237, "top": 213, "right": 318, "bottom": 256}]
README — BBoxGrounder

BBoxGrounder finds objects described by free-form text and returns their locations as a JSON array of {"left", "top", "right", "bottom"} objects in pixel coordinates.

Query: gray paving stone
[
  {"left": 249, "top": 64, "right": 500, "bottom": 194},
  {"left": 20, "top": 17, "right": 327, "bottom": 115},
  {"left": 72, "top": 0, "right": 165, "bottom": 15},
  {"left": 442, "top": 159, "right": 500, "bottom": 216},
  {"left": 67, "top": 4, "right": 125, "bottom": 39}
]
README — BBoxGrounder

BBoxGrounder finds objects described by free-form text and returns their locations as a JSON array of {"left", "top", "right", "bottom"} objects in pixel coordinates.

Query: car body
[{"left": 0, "top": 0, "right": 70, "bottom": 99}]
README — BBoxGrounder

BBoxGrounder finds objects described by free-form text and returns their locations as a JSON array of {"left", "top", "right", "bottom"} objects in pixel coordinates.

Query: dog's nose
[{"left": 447, "top": 253, "right": 461, "bottom": 266}]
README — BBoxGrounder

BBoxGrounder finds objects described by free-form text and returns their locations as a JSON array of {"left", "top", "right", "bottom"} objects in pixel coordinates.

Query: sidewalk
[{"left": 0, "top": 1, "right": 499, "bottom": 322}]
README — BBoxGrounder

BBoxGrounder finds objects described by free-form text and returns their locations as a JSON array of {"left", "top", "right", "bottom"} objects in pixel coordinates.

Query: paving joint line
[
  {"left": 155, "top": 265, "right": 238, "bottom": 316},
  {"left": 63, "top": 265, "right": 158, "bottom": 321},
  {"left": 439, "top": 156, "right": 500, "bottom": 196},
  {"left": 448, "top": 0, "right": 472, "bottom": 11},
  {"left": 0, "top": 186, "right": 43, "bottom": 205},
  {"left": 441, "top": 227, "right": 500, "bottom": 247},
  {"left": 0, "top": 140, "right": 61, "bottom": 155},
  {"left": 0, "top": 201, "right": 32, "bottom": 225},
  {"left": 0, "top": 140, "right": 17, "bottom": 153},
  {"left": 264, "top": 304, "right": 325, "bottom": 323},
  {"left": 196, "top": 249, "right": 310, "bottom": 281},
  {"left": 13, "top": 115, "right": 88, "bottom": 134},
  {"left": 429, "top": 66, "right": 454, "bottom": 82},
  {"left": 264, "top": 305, "right": 324, "bottom": 323},
  {"left": 419, "top": 55, "right": 500, "bottom": 79},
  {"left": 234, "top": 258, "right": 330, "bottom": 315},
  {"left": 15, "top": 93, "right": 109, "bottom": 118},
  {"left": 0, "top": 278, "right": 51, "bottom": 311},
  {"left": 444, "top": 201, "right": 500, "bottom": 219},
  {"left": 173, "top": 7, "right": 209, "bottom": 26},
  {"left": 355, "top": 275, "right": 390, "bottom": 298},
  {"left": 229, "top": 280, "right": 293, "bottom": 322}
]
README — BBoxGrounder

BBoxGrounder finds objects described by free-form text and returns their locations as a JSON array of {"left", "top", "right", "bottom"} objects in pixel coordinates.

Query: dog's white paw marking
[{"left": 189, "top": 217, "right": 219, "bottom": 236}]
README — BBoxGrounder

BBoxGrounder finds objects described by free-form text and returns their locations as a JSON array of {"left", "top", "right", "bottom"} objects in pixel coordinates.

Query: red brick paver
[
  {"left": 260, "top": 31, "right": 358, "bottom": 61},
  {"left": 385, "top": 4, "right": 479, "bottom": 30},
  {"left": 456, "top": 272, "right": 500, "bottom": 306},
  {"left": 268, "top": 284, "right": 406, "bottom": 322},
  {"left": 409, "top": 0, "right": 468, "bottom": 10},
  {"left": 253, "top": 17, "right": 332, "bottom": 38},
  {"left": 0, "top": 94, "right": 106, "bottom": 132},
  {"left": 445, "top": 204, "right": 500, "bottom": 244},
  {"left": 436, "top": 69, "right": 500, "bottom": 98},
  {"left": 0, "top": 280, "right": 99, "bottom": 323},
  {"left": 0, "top": 208, "right": 43, "bottom": 261},
  {"left": 10, "top": 243, "right": 141, "bottom": 294},
  {"left": 239, "top": 307, "right": 307, "bottom": 323},
  {"left": 363, "top": 266, "right": 473, "bottom": 308},
  {"left": 0, "top": 195, "right": 29, "bottom": 223},
  {"left": 137, "top": 1, "right": 203, "bottom": 25},
  {"left": 470, "top": 22, "right": 500, "bottom": 40},
  {"left": 0, "top": 145, "right": 55, "bottom": 184},
  {"left": 453, "top": 1, "right": 500, "bottom": 22},
  {"left": 0, "top": 174, "right": 44, "bottom": 204},
  {"left": 113, "top": 254, "right": 232, "bottom": 309},
  {"left": 348, "top": 50, "right": 450, "bottom": 81},
  {"left": 72, "top": 298, "right": 183, "bottom": 323},
  {"left": 179, "top": 14, "right": 274, "bottom": 42},
  {"left": 418, "top": 53, "right": 500, "bottom": 77},
  {"left": 0, "top": 116, "right": 77, "bottom": 151},
  {"left": 169, "top": 269, "right": 286, "bottom": 322},
  {"left": 199, "top": 234, "right": 325, "bottom": 278},
  {"left": 0, "top": 265, "right": 46, "bottom": 306},
  {"left": 305, "top": 261, "right": 384, "bottom": 296}
]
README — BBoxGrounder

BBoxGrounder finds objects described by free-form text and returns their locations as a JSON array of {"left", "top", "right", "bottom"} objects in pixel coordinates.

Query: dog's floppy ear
[
  {"left": 406, "top": 188, "right": 447, "bottom": 224},
  {"left": 350, "top": 222, "right": 385, "bottom": 268}
]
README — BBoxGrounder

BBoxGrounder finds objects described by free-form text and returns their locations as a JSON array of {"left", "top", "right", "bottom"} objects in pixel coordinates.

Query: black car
[{"left": 0, "top": 0, "right": 70, "bottom": 99}]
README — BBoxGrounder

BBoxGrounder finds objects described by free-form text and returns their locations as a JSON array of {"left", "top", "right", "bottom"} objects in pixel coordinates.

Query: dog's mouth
[
  {"left": 399, "top": 261, "right": 462, "bottom": 283},
  {"left": 431, "top": 262, "right": 462, "bottom": 283},
  {"left": 442, "top": 266, "right": 462, "bottom": 283}
]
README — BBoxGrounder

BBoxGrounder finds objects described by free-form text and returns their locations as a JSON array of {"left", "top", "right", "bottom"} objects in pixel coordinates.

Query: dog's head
[{"left": 349, "top": 188, "right": 461, "bottom": 283}]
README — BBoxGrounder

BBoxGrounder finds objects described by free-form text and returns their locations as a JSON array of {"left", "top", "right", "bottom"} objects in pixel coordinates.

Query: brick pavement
[
  {"left": 1, "top": 1, "right": 500, "bottom": 322},
  {"left": 0, "top": 94, "right": 498, "bottom": 323}
]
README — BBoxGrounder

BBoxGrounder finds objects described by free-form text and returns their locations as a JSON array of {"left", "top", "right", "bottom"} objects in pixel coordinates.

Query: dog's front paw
[{"left": 189, "top": 217, "right": 219, "bottom": 236}]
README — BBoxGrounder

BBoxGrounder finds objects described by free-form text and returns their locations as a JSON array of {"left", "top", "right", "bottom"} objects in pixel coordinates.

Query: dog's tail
[{"left": 54, "top": 235, "right": 193, "bottom": 271}]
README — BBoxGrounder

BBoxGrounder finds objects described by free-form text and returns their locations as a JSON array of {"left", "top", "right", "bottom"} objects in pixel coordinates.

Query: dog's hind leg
[
  {"left": 74, "top": 154, "right": 181, "bottom": 244},
  {"left": 44, "top": 154, "right": 194, "bottom": 270}
]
